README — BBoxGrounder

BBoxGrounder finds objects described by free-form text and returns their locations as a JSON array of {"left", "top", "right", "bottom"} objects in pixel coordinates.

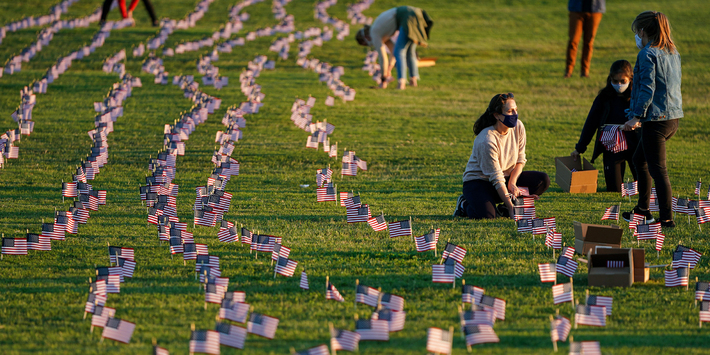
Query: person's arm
[
  {"left": 477, "top": 139, "right": 515, "bottom": 217},
  {"left": 572, "top": 95, "right": 604, "bottom": 159},
  {"left": 629, "top": 50, "right": 656, "bottom": 120},
  {"left": 508, "top": 122, "right": 527, "bottom": 197},
  {"left": 384, "top": 38, "right": 396, "bottom": 76}
]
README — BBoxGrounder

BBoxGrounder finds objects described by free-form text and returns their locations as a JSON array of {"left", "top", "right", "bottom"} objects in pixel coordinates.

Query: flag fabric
[
  {"left": 561, "top": 246, "right": 575, "bottom": 259},
  {"left": 388, "top": 220, "right": 412, "bottom": 238},
  {"left": 241, "top": 227, "right": 252, "bottom": 244},
  {"left": 441, "top": 242, "right": 467, "bottom": 263},
  {"left": 414, "top": 228, "right": 439, "bottom": 252},
  {"left": 696, "top": 282, "right": 710, "bottom": 301},
  {"left": 621, "top": 181, "right": 638, "bottom": 197},
  {"left": 118, "top": 258, "right": 136, "bottom": 278},
  {"left": 340, "top": 192, "right": 353, "bottom": 207},
  {"left": 479, "top": 295, "right": 506, "bottom": 320},
  {"left": 91, "top": 305, "right": 116, "bottom": 328},
  {"left": 538, "top": 263, "right": 556, "bottom": 283},
  {"left": 101, "top": 317, "right": 135, "bottom": 344},
  {"left": 380, "top": 293, "right": 405, "bottom": 311},
  {"left": 62, "top": 182, "right": 78, "bottom": 198},
  {"left": 586, "top": 295, "right": 613, "bottom": 316},
  {"left": 219, "top": 299, "right": 250, "bottom": 323},
  {"left": 569, "top": 341, "right": 602, "bottom": 355},
  {"left": 346, "top": 204, "right": 371, "bottom": 223},
  {"left": 556, "top": 256, "right": 578, "bottom": 277},
  {"left": 653, "top": 232, "right": 663, "bottom": 251},
  {"left": 109, "top": 246, "right": 135, "bottom": 263},
  {"left": 189, "top": 330, "right": 220, "bottom": 355},
  {"left": 294, "top": 345, "right": 330, "bottom": 355},
  {"left": 696, "top": 207, "right": 710, "bottom": 224},
  {"left": 326, "top": 281, "right": 344, "bottom": 302},
  {"left": 183, "top": 243, "right": 197, "bottom": 260},
  {"left": 356, "top": 284, "right": 379, "bottom": 307},
  {"left": 463, "top": 325, "right": 499, "bottom": 346},
  {"left": 271, "top": 243, "right": 291, "bottom": 261},
  {"left": 545, "top": 228, "right": 562, "bottom": 249},
  {"left": 355, "top": 319, "right": 389, "bottom": 341},
  {"left": 433, "top": 258, "right": 465, "bottom": 283},
  {"left": 372, "top": 308, "right": 406, "bottom": 332},
  {"left": 665, "top": 268, "right": 690, "bottom": 287},
  {"left": 41, "top": 223, "right": 65, "bottom": 240},
  {"left": 316, "top": 183, "right": 337, "bottom": 202},
  {"left": 517, "top": 219, "right": 532, "bottom": 233},
  {"left": 367, "top": 213, "right": 388, "bottom": 232},
  {"left": 341, "top": 161, "right": 357, "bottom": 176},
  {"left": 153, "top": 345, "right": 169, "bottom": 355},
  {"left": 26, "top": 233, "right": 50, "bottom": 251},
  {"left": 250, "top": 235, "right": 275, "bottom": 252},
  {"left": 634, "top": 222, "right": 661, "bottom": 240},
  {"left": 552, "top": 282, "right": 573, "bottom": 304},
  {"left": 550, "top": 315, "right": 571, "bottom": 342},
  {"left": 205, "top": 283, "right": 227, "bottom": 304},
  {"left": 247, "top": 313, "right": 279, "bottom": 339},
  {"left": 426, "top": 327, "right": 452, "bottom": 355},
  {"left": 513, "top": 206, "right": 536, "bottom": 221},
  {"left": 696, "top": 181, "right": 702, "bottom": 196},
  {"left": 169, "top": 237, "right": 183, "bottom": 254},
  {"left": 330, "top": 328, "right": 360, "bottom": 352},
  {"left": 462, "top": 285, "right": 485, "bottom": 304},
  {"left": 700, "top": 301, "right": 710, "bottom": 323},
  {"left": 2, "top": 237, "right": 28, "bottom": 255},
  {"left": 602, "top": 205, "right": 620, "bottom": 220},
  {"left": 275, "top": 257, "right": 298, "bottom": 277},
  {"left": 628, "top": 213, "right": 646, "bottom": 230},
  {"left": 575, "top": 305, "right": 606, "bottom": 327},
  {"left": 343, "top": 195, "right": 361, "bottom": 209},
  {"left": 216, "top": 321, "right": 247, "bottom": 349},
  {"left": 531, "top": 217, "right": 556, "bottom": 235},
  {"left": 672, "top": 245, "right": 702, "bottom": 269},
  {"left": 460, "top": 310, "right": 495, "bottom": 327},
  {"left": 300, "top": 271, "right": 309, "bottom": 290}
]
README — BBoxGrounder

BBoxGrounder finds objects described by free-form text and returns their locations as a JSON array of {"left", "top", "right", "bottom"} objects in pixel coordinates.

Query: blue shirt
[{"left": 630, "top": 44, "right": 683, "bottom": 122}]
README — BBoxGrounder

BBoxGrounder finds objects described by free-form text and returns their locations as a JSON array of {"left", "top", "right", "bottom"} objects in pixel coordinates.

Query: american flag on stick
[
  {"left": 556, "top": 256, "right": 578, "bottom": 277},
  {"left": 62, "top": 181, "right": 78, "bottom": 197},
  {"left": 355, "top": 319, "right": 389, "bottom": 341},
  {"left": 340, "top": 192, "right": 353, "bottom": 207},
  {"left": 41, "top": 223, "right": 64, "bottom": 241},
  {"left": 426, "top": 327, "right": 453, "bottom": 355},
  {"left": 545, "top": 228, "right": 562, "bottom": 250},
  {"left": 552, "top": 282, "right": 573, "bottom": 304},
  {"left": 379, "top": 293, "right": 404, "bottom": 311},
  {"left": 532, "top": 217, "right": 556, "bottom": 235},
  {"left": 513, "top": 206, "right": 535, "bottom": 221},
  {"left": 441, "top": 242, "right": 467, "bottom": 263},
  {"left": 294, "top": 344, "right": 330, "bottom": 355},
  {"left": 414, "top": 228, "right": 439, "bottom": 252},
  {"left": 460, "top": 309, "right": 495, "bottom": 328},
  {"left": 575, "top": 304, "right": 606, "bottom": 327},
  {"left": 569, "top": 341, "right": 602, "bottom": 355},
  {"left": 109, "top": 246, "right": 134, "bottom": 263},
  {"left": 26, "top": 233, "right": 50, "bottom": 251},
  {"left": 602, "top": 205, "right": 620, "bottom": 220},
  {"left": 433, "top": 258, "right": 464, "bottom": 283},
  {"left": 219, "top": 298, "right": 250, "bottom": 323},
  {"left": 341, "top": 161, "right": 357, "bottom": 176},
  {"left": 478, "top": 295, "right": 506, "bottom": 320},
  {"left": 517, "top": 219, "right": 532, "bottom": 233},
  {"left": 251, "top": 235, "right": 275, "bottom": 252},
  {"left": 118, "top": 258, "right": 136, "bottom": 278},
  {"left": 672, "top": 245, "right": 702, "bottom": 269},
  {"left": 462, "top": 284, "right": 484, "bottom": 304},
  {"left": 372, "top": 308, "right": 406, "bottom": 332},
  {"left": 91, "top": 305, "right": 116, "bottom": 330},
  {"left": 695, "top": 180, "right": 702, "bottom": 196},
  {"left": 387, "top": 219, "right": 412, "bottom": 238},
  {"left": 216, "top": 321, "right": 247, "bottom": 349},
  {"left": 330, "top": 326, "right": 360, "bottom": 352},
  {"left": 621, "top": 181, "right": 638, "bottom": 197},
  {"left": 326, "top": 280, "right": 344, "bottom": 302},
  {"left": 272, "top": 243, "right": 290, "bottom": 261},
  {"left": 2, "top": 237, "right": 27, "bottom": 255},
  {"left": 241, "top": 227, "right": 252, "bottom": 244},
  {"left": 316, "top": 183, "right": 337, "bottom": 202},
  {"left": 189, "top": 330, "right": 220, "bottom": 355},
  {"left": 586, "top": 294, "right": 613, "bottom": 316},
  {"left": 300, "top": 271, "right": 309, "bottom": 290},
  {"left": 463, "top": 325, "right": 499, "bottom": 346},
  {"left": 101, "top": 318, "right": 135, "bottom": 344},
  {"left": 205, "top": 283, "right": 227, "bottom": 304},
  {"left": 356, "top": 283, "right": 379, "bottom": 307},
  {"left": 634, "top": 222, "right": 661, "bottom": 240},
  {"left": 342, "top": 195, "right": 361, "bottom": 209},
  {"left": 550, "top": 315, "right": 571, "bottom": 342},
  {"left": 183, "top": 243, "right": 197, "bottom": 260},
  {"left": 169, "top": 237, "right": 183, "bottom": 254},
  {"left": 696, "top": 282, "right": 710, "bottom": 302},
  {"left": 538, "top": 263, "right": 556, "bottom": 283},
  {"left": 696, "top": 207, "right": 710, "bottom": 224},
  {"left": 275, "top": 257, "right": 298, "bottom": 277},
  {"left": 247, "top": 312, "right": 279, "bottom": 339},
  {"left": 628, "top": 213, "right": 646, "bottom": 230},
  {"left": 665, "top": 268, "right": 689, "bottom": 287},
  {"left": 346, "top": 204, "right": 371, "bottom": 223},
  {"left": 218, "top": 224, "right": 238, "bottom": 243},
  {"left": 700, "top": 301, "right": 710, "bottom": 324},
  {"left": 367, "top": 213, "right": 388, "bottom": 232}
]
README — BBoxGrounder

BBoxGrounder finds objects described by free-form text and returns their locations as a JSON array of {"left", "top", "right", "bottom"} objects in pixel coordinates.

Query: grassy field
[{"left": 1, "top": 0, "right": 710, "bottom": 354}]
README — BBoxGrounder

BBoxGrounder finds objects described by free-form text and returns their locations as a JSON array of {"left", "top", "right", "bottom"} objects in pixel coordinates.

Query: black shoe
[
  {"left": 453, "top": 195, "right": 467, "bottom": 217},
  {"left": 622, "top": 206, "right": 655, "bottom": 223},
  {"left": 660, "top": 220, "right": 676, "bottom": 228}
]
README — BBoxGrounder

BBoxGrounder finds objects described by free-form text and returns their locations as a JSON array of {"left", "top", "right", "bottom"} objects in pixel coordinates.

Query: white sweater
[
  {"left": 369, "top": 7, "right": 398, "bottom": 74},
  {"left": 462, "top": 121, "right": 527, "bottom": 189}
]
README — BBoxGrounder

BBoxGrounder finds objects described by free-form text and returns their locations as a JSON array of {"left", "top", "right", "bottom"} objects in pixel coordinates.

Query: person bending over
[
  {"left": 454, "top": 93, "right": 550, "bottom": 219},
  {"left": 355, "top": 6, "right": 432, "bottom": 90}
]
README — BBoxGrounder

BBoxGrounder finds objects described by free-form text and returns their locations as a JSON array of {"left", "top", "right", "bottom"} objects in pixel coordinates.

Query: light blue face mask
[{"left": 635, "top": 33, "right": 644, "bottom": 50}]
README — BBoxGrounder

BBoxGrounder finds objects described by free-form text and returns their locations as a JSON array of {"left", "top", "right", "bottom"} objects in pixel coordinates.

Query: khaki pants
[{"left": 565, "top": 12, "right": 603, "bottom": 77}]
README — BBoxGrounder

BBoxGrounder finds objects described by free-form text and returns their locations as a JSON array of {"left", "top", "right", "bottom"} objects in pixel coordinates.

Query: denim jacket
[{"left": 630, "top": 44, "right": 683, "bottom": 122}]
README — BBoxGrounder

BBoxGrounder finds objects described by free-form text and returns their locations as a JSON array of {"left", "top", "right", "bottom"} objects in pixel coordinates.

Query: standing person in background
[
  {"left": 565, "top": 0, "right": 605, "bottom": 78},
  {"left": 355, "top": 6, "right": 433, "bottom": 90},
  {"left": 571, "top": 60, "right": 638, "bottom": 192},
  {"left": 101, "top": 0, "right": 159, "bottom": 27},
  {"left": 621, "top": 11, "right": 682, "bottom": 229}
]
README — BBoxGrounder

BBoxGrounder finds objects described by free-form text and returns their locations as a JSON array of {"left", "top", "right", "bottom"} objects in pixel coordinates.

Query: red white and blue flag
[
  {"left": 216, "top": 321, "right": 247, "bottom": 349},
  {"left": 462, "top": 284, "right": 484, "bottom": 304},
  {"left": 441, "top": 242, "right": 467, "bottom": 263},
  {"left": 463, "top": 325, "right": 499, "bottom": 346},
  {"left": 356, "top": 284, "right": 379, "bottom": 307},
  {"left": 367, "top": 213, "right": 388, "bottom": 231},
  {"left": 575, "top": 305, "right": 606, "bottom": 327},
  {"left": 552, "top": 282, "right": 573, "bottom": 304},
  {"left": 101, "top": 318, "right": 135, "bottom": 344},
  {"left": 665, "top": 268, "right": 689, "bottom": 287},
  {"left": 415, "top": 228, "right": 439, "bottom": 252},
  {"left": 556, "top": 256, "right": 578, "bottom": 277},
  {"left": 538, "top": 263, "right": 556, "bottom": 283},
  {"left": 388, "top": 219, "right": 412, "bottom": 238},
  {"left": 355, "top": 319, "right": 389, "bottom": 341},
  {"left": 247, "top": 313, "right": 279, "bottom": 339},
  {"left": 347, "top": 205, "right": 371, "bottom": 223},
  {"left": 189, "top": 330, "right": 220, "bottom": 355},
  {"left": 601, "top": 205, "right": 619, "bottom": 220},
  {"left": 426, "top": 327, "right": 452, "bottom": 355}
]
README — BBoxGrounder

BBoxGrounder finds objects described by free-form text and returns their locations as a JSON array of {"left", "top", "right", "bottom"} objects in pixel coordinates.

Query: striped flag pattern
[
  {"left": 346, "top": 204, "right": 371, "bottom": 223},
  {"left": 479, "top": 295, "right": 506, "bottom": 320},
  {"left": 441, "top": 242, "right": 467, "bottom": 263},
  {"left": 602, "top": 205, "right": 620, "bottom": 220},
  {"left": 387, "top": 220, "right": 412, "bottom": 238},
  {"left": 367, "top": 213, "right": 388, "bottom": 231},
  {"left": 216, "top": 321, "right": 247, "bottom": 349},
  {"left": 556, "top": 256, "right": 578, "bottom": 277},
  {"left": 517, "top": 218, "right": 533, "bottom": 233},
  {"left": 414, "top": 228, "right": 439, "bottom": 252},
  {"left": 189, "top": 330, "right": 220, "bottom": 355},
  {"left": 218, "top": 299, "right": 250, "bottom": 323},
  {"left": 330, "top": 328, "right": 360, "bottom": 351},
  {"left": 355, "top": 319, "right": 389, "bottom": 341},
  {"left": 2, "top": 237, "right": 28, "bottom": 255},
  {"left": 550, "top": 315, "right": 571, "bottom": 342},
  {"left": 587, "top": 295, "right": 613, "bottom": 315},
  {"left": 463, "top": 325, "right": 499, "bottom": 346},
  {"left": 696, "top": 282, "right": 710, "bottom": 301},
  {"left": 326, "top": 282, "right": 344, "bottom": 302},
  {"left": 372, "top": 308, "right": 406, "bottom": 332},
  {"left": 462, "top": 284, "right": 485, "bottom": 304},
  {"left": 355, "top": 284, "right": 379, "bottom": 307},
  {"left": 575, "top": 305, "right": 606, "bottom": 327},
  {"left": 426, "top": 327, "right": 452, "bottom": 354},
  {"left": 300, "top": 271, "right": 309, "bottom": 290},
  {"left": 294, "top": 345, "right": 330, "bottom": 355},
  {"left": 247, "top": 313, "right": 279, "bottom": 339},
  {"left": 380, "top": 293, "right": 404, "bottom": 312},
  {"left": 700, "top": 301, "right": 710, "bottom": 323},
  {"left": 665, "top": 268, "right": 690, "bottom": 287},
  {"left": 460, "top": 310, "right": 495, "bottom": 327},
  {"left": 275, "top": 257, "right": 298, "bottom": 277},
  {"left": 552, "top": 282, "right": 573, "bottom": 304},
  {"left": 538, "top": 263, "right": 556, "bottom": 283},
  {"left": 101, "top": 318, "right": 135, "bottom": 344}
]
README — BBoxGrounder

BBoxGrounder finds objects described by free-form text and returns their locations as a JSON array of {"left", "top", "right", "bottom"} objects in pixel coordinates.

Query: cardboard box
[
  {"left": 573, "top": 221, "right": 623, "bottom": 255},
  {"left": 555, "top": 156, "right": 598, "bottom": 193},
  {"left": 588, "top": 248, "right": 634, "bottom": 287},
  {"left": 594, "top": 247, "right": 649, "bottom": 283}
]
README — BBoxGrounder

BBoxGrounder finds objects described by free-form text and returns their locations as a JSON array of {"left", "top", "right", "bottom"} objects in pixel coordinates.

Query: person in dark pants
[
  {"left": 571, "top": 60, "right": 638, "bottom": 192},
  {"left": 622, "top": 11, "right": 682, "bottom": 229},
  {"left": 453, "top": 93, "right": 550, "bottom": 219},
  {"left": 565, "top": 0, "right": 605, "bottom": 78},
  {"left": 101, "top": 0, "right": 159, "bottom": 27}
]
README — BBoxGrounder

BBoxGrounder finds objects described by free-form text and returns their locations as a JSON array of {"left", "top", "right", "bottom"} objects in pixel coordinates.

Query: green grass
[{"left": 1, "top": 0, "right": 710, "bottom": 354}]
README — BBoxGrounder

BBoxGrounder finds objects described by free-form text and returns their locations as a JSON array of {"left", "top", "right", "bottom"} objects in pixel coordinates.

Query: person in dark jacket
[
  {"left": 571, "top": 60, "right": 638, "bottom": 192},
  {"left": 565, "top": 0, "right": 605, "bottom": 78}
]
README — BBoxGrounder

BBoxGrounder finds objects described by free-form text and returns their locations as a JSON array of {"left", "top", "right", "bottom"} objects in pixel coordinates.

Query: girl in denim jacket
[{"left": 622, "top": 11, "right": 682, "bottom": 228}]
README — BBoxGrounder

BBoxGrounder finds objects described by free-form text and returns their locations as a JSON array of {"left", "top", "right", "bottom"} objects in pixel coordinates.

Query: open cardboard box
[
  {"left": 574, "top": 221, "right": 623, "bottom": 255},
  {"left": 588, "top": 248, "right": 634, "bottom": 287},
  {"left": 417, "top": 57, "right": 437, "bottom": 67},
  {"left": 594, "top": 247, "right": 649, "bottom": 283},
  {"left": 555, "top": 156, "right": 598, "bottom": 193}
]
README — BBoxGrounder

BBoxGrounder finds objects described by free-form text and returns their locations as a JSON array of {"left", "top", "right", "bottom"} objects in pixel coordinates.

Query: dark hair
[
  {"left": 632, "top": 11, "right": 677, "bottom": 53},
  {"left": 598, "top": 60, "right": 633, "bottom": 99},
  {"left": 473, "top": 93, "right": 514, "bottom": 135},
  {"left": 355, "top": 25, "right": 370, "bottom": 46}
]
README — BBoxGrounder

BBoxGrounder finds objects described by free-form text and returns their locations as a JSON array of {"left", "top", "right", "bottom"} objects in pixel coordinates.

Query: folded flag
[
  {"left": 575, "top": 304, "right": 606, "bottom": 327},
  {"left": 538, "top": 263, "right": 556, "bottom": 283},
  {"left": 346, "top": 204, "right": 371, "bottom": 223},
  {"left": 388, "top": 219, "right": 412, "bottom": 238},
  {"left": 462, "top": 284, "right": 485, "bottom": 304},
  {"left": 101, "top": 317, "right": 135, "bottom": 344},
  {"left": 247, "top": 313, "right": 279, "bottom": 339},
  {"left": 441, "top": 242, "right": 467, "bottom": 263},
  {"left": 216, "top": 321, "right": 247, "bottom": 349},
  {"left": 356, "top": 284, "right": 379, "bottom": 307},
  {"left": 602, "top": 205, "right": 620, "bottom": 221},
  {"left": 275, "top": 257, "right": 298, "bottom": 277},
  {"left": 550, "top": 315, "right": 571, "bottom": 342},
  {"left": 426, "top": 327, "right": 453, "bottom": 355},
  {"left": 463, "top": 325, "right": 499, "bottom": 346},
  {"left": 367, "top": 213, "right": 388, "bottom": 231},
  {"left": 189, "top": 330, "right": 220, "bottom": 355},
  {"left": 414, "top": 228, "right": 439, "bottom": 252},
  {"left": 326, "top": 281, "right": 344, "bottom": 302},
  {"left": 552, "top": 282, "right": 573, "bottom": 304},
  {"left": 586, "top": 295, "right": 613, "bottom": 316},
  {"left": 330, "top": 328, "right": 360, "bottom": 352},
  {"left": 665, "top": 267, "right": 689, "bottom": 287},
  {"left": 556, "top": 256, "right": 578, "bottom": 277}
]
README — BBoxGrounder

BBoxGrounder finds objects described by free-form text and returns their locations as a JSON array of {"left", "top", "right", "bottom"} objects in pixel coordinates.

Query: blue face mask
[{"left": 500, "top": 113, "right": 518, "bottom": 128}]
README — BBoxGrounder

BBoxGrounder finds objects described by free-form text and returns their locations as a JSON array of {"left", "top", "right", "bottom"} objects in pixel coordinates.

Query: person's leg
[
  {"left": 603, "top": 151, "right": 624, "bottom": 192},
  {"left": 393, "top": 27, "right": 409, "bottom": 88},
  {"left": 565, "top": 12, "right": 584, "bottom": 77},
  {"left": 100, "top": 0, "right": 114, "bottom": 22},
  {"left": 580, "top": 12, "right": 602, "bottom": 77},
  {"left": 462, "top": 180, "right": 499, "bottom": 219},
  {"left": 128, "top": 0, "right": 140, "bottom": 12},
  {"left": 633, "top": 130, "right": 652, "bottom": 210},
  {"left": 514, "top": 171, "right": 551, "bottom": 196},
  {"left": 642, "top": 119, "right": 678, "bottom": 221},
  {"left": 142, "top": 0, "right": 159, "bottom": 25},
  {"left": 118, "top": 0, "right": 128, "bottom": 19},
  {"left": 406, "top": 41, "right": 419, "bottom": 87}
]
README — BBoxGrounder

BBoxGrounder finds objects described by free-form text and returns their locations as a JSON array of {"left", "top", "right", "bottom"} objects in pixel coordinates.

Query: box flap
[{"left": 573, "top": 221, "right": 622, "bottom": 243}]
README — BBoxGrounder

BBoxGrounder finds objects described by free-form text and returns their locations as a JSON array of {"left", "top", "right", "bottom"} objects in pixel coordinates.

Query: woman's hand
[
  {"left": 571, "top": 149, "right": 580, "bottom": 161},
  {"left": 623, "top": 118, "right": 641, "bottom": 131},
  {"left": 508, "top": 183, "right": 521, "bottom": 198}
]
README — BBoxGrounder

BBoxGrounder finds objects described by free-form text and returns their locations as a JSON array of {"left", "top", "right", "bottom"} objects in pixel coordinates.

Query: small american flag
[
  {"left": 251, "top": 235, "right": 275, "bottom": 252},
  {"left": 696, "top": 207, "right": 710, "bottom": 224},
  {"left": 299, "top": 271, "right": 309, "bottom": 289},
  {"left": 189, "top": 330, "right": 220, "bottom": 355},
  {"left": 62, "top": 181, "right": 78, "bottom": 197},
  {"left": 218, "top": 225, "right": 239, "bottom": 243},
  {"left": 628, "top": 213, "right": 646, "bottom": 230},
  {"left": 219, "top": 299, "right": 250, "bottom": 323},
  {"left": 665, "top": 268, "right": 689, "bottom": 287},
  {"left": 575, "top": 305, "right": 606, "bottom": 327},
  {"left": 672, "top": 197, "right": 693, "bottom": 215},
  {"left": 634, "top": 222, "right": 661, "bottom": 240},
  {"left": 169, "top": 237, "right": 183, "bottom": 254},
  {"left": 346, "top": 204, "right": 371, "bottom": 223},
  {"left": 550, "top": 315, "right": 571, "bottom": 342},
  {"left": 388, "top": 220, "right": 412, "bottom": 238},
  {"left": 241, "top": 227, "right": 252, "bottom": 244},
  {"left": 109, "top": 246, "right": 135, "bottom": 263},
  {"left": 26, "top": 233, "right": 50, "bottom": 251},
  {"left": 380, "top": 293, "right": 404, "bottom": 311},
  {"left": 587, "top": 295, "right": 613, "bottom": 315},
  {"left": 426, "top": 327, "right": 452, "bottom": 355},
  {"left": 602, "top": 205, "right": 620, "bottom": 220},
  {"left": 672, "top": 245, "right": 702, "bottom": 269},
  {"left": 205, "top": 283, "right": 227, "bottom": 304},
  {"left": 194, "top": 209, "right": 217, "bottom": 227},
  {"left": 275, "top": 257, "right": 298, "bottom": 277},
  {"left": 517, "top": 219, "right": 533, "bottom": 233},
  {"left": 556, "top": 256, "right": 578, "bottom": 277},
  {"left": 462, "top": 284, "right": 485, "bottom": 304},
  {"left": 432, "top": 259, "right": 464, "bottom": 283},
  {"left": 463, "top": 325, "right": 499, "bottom": 346},
  {"left": 343, "top": 195, "right": 361, "bottom": 209},
  {"left": 479, "top": 295, "right": 506, "bottom": 320},
  {"left": 118, "top": 258, "right": 136, "bottom": 278},
  {"left": 695, "top": 180, "right": 702, "bottom": 196},
  {"left": 545, "top": 228, "right": 562, "bottom": 249},
  {"left": 606, "top": 260, "right": 624, "bottom": 268},
  {"left": 91, "top": 305, "right": 116, "bottom": 329},
  {"left": 272, "top": 243, "right": 291, "bottom": 261},
  {"left": 101, "top": 317, "right": 135, "bottom": 343},
  {"left": 538, "top": 263, "right": 556, "bottom": 283},
  {"left": 183, "top": 243, "right": 197, "bottom": 260},
  {"left": 552, "top": 282, "right": 573, "bottom": 304},
  {"left": 330, "top": 328, "right": 360, "bottom": 351},
  {"left": 563, "top": 246, "right": 576, "bottom": 259},
  {"left": 326, "top": 281, "right": 344, "bottom": 302},
  {"left": 696, "top": 281, "right": 710, "bottom": 301},
  {"left": 513, "top": 206, "right": 536, "bottom": 221},
  {"left": 294, "top": 344, "right": 330, "bottom": 355},
  {"left": 367, "top": 213, "right": 388, "bottom": 231},
  {"left": 216, "top": 321, "right": 247, "bottom": 349},
  {"left": 570, "top": 341, "right": 602, "bottom": 355},
  {"left": 460, "top": 310, "right": 495, "bottom": 328},
  {"left": 316, "top": 183, "right": 337, "bottom": 202},
  {"left": 372, "top": 308, "right": 406, "bottom": 332},
  {"left": 247, "top": 313, "right": 279, "bottom": 339},
  {"left": 621, "top": 181, "right": 638, "bottom": 197},
  {"left": 96, "top": 269, "right": 121, "bottom": 293},
  {"left": 356, "top": 284, "right": 379, "bottom": 307},
  {"left": 441, "top": 242, "right": 467, "bottom": 263},
  {"left": 700, "top": 301, "right": 710, "bottom": 323},
  {"left": 532, "top": 217, "right": 556, "bottom": 235},
  {"left": 41, "top": 223, "right": 65, "bottom": 240},
  {"left": 341, "top": 161, "right": 357, "bottom": 176},
  {"left": 2, "top": 237, "right": 27, "bottom": 255},
  {"left": 414, "top": 228, "right": 439, "bottom": 252},
  {"left": 355, "top": 319, "right": 389, "bottom": 341},
  {"left": 340, "top": 192, "right": 353, "bottom": 207},
  {"left": 153, "top": 345, "right": 169, "bottom": 355}
]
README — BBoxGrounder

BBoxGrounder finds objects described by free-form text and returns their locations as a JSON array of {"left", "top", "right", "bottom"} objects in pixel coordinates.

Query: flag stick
[
  {"left": 687, "top": 263, "right": 691, "bottom": 291},
  {"left": 448, "top": 325, "right": 455, "bottom": 353},
  {"left": 329, "top": 322, "right": 337, "bottom": 355},
  {"left": 570, "top": 277, "right": 575, "bottom": 311},
  {"left": 549, "top": 315, "right": 557, "bottom": 352},
  {"left": 410, "top": 216, "right": 414, "bottom": 243},
  {"left": 274, "top": 264, "right": 278, "bottom": 279},
  {"left": 461, "top": 279, "right": 466, "bottom": 309},
  {"left": 354, "top": 279, "right": 359, "bottom": 309},
  {"left": 696, "top": 277, "right": 699, "bottom": 307},
  {"left": 574, "top": 300, "right": 579, "bottom": 329},
  {"left": 326, "top": 275, "right": 329, "bottom": 295}
]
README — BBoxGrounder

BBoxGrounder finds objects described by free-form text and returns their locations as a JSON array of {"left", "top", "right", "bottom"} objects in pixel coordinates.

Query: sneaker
[
  {"left": 622, "top": 206, "right": 655, "bottom": 223},
  {"left": 660, "top": 220, "right": 676, "bottom": 228},
  {"left": 453, "top": 195, "right": 467, "bottom": 217}
]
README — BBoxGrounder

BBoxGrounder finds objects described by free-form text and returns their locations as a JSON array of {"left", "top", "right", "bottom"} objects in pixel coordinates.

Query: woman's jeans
[
  {"left": 633, "top": 119, "right": 678, "bottom": 221},
  {"left": 393, "top": 27, "right": 419, "bottom": 81}
]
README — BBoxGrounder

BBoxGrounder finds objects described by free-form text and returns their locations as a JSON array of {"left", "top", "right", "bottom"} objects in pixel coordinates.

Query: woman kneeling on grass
[{"left": 453, "top": 93, "right": 550, "bottom": 219}]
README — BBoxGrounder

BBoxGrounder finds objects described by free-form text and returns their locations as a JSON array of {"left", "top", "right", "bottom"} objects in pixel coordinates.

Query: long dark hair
[
  {"left": 473, "top": 93, "right": 514, "bottom": 135},
  {"left": 598, "top": 60, "right": 633, "bottom": 100}
]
